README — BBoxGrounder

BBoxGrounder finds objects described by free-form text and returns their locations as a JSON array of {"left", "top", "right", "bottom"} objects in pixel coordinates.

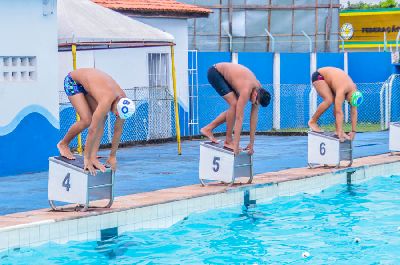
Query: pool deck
[{"left": 0, "top": 152, "right": 399, "bottom": 231}]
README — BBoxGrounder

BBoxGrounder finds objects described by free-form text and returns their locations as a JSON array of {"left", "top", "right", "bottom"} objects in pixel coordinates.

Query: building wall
[
  {"left": 0, "top": 0, "right": 59, "bottom": 177},
  {"left": 134, "top": 17, "right": 190, "bottom": 111},
  {"left": 181, "top": 0, "right": 340, "bottom": 52}
]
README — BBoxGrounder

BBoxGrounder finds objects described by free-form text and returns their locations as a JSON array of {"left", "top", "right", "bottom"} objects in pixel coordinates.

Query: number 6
[{"left": 320, "top": 142, "right": 326, "bottom": 156}]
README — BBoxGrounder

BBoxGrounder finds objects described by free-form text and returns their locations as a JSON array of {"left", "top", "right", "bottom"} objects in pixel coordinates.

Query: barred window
[{"left": 148, "top": 53, "right": 169, "bottom": 89}]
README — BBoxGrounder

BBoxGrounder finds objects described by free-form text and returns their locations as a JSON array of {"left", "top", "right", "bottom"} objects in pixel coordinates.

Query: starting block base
[
  {"left": 48, "top": 155, "right": 114, "bottom": 211},
  {"left": 199, "top": 141, "right": 253, "bottom": 186},
  {"left": 308, "top": 131, "right": 353, "bottom": 168},
  {"left": 389, "top": 122, "right": 400, "bottom": 154}
]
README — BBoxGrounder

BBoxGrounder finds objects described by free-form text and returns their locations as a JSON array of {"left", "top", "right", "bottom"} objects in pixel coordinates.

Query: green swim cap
[{"left": 350, "top": 91, "right": 363, "bottom": 107}]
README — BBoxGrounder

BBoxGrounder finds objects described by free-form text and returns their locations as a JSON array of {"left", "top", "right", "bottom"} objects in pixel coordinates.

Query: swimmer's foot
[
  {"left": 200, "top": 127, "right": 218, "bottom": 143},
  {"left": 57, "top": 141, "right": 75, "bottom": 160},
  {"left": 308, "top": 121, "right": 324, "bottom": 133},
  {"left": 224, "top": 141, "right": 235, "bottom": 150}
]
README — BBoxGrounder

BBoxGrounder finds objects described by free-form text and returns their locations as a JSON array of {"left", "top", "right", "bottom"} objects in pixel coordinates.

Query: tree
[{"left": 344, "top": 0, "right": 398, "bottom": 9}]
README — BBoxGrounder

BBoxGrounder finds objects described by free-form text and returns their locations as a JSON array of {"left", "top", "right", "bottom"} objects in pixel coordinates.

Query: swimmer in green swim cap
[{"left": 308, "top": 67, "right": 363, "bottom": 141}]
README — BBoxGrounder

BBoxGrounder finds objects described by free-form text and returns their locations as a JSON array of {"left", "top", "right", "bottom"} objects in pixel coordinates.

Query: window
[
  {"left": 0, "top": 56, "right": 37, "bottom": 82},
  {"left": 148, "top": 53, "right": 169, "bottom": 89}
]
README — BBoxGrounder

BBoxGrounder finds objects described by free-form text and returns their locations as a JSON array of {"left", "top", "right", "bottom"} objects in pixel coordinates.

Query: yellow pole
[
  {"left": 171, "top": 45, "right": 182, "bottom": 155},
  {"left": 72, "top": 44, "right": 83, "bottom": 155}
]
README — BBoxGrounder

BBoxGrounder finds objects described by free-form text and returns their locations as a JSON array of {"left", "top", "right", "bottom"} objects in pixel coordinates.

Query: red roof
[{"left": 93, "top": 0, "right": 211, "bottom": 17}]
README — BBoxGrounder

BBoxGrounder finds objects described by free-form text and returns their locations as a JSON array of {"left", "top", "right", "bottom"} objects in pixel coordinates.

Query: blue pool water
[{"left": 2, "top": 175, "right": 400, "bottom": 264}]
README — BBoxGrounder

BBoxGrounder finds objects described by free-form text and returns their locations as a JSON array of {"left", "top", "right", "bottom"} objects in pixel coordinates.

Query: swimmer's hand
[
  {"left": 244, "top": 143, "right": 254, "bottom": 155},
  {"left": 336, "top": 131, "right": 350, "bottom": 142},
  {"left": 92, "top": 159, "right": 106, "bottom": 173},
  {"left": 106, "top": 155, "right": 117, "bottom": 171},
  {"left": 84, "top": 157, "right": 97, "bottom": 176},
  {"left": 348, "top": 131, "right": 356, "bottom": 140}
]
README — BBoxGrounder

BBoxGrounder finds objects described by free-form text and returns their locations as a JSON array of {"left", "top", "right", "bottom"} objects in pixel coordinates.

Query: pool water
[{"left": 2, "top": 175, "right": 400, "bottom": 264}]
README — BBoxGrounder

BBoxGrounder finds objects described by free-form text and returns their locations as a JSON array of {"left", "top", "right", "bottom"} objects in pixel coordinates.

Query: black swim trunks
[
  {"left": 311, "top": 71, "right": 324, "bottom": 83},
  {"left": 207, "top": 65, "right": 236, "bottom": 97}
]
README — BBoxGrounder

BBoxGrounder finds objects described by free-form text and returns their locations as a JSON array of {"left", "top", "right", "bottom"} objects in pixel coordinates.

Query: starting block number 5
[{"left": 199, "top": 147, "right": 234, "bottom": 183}]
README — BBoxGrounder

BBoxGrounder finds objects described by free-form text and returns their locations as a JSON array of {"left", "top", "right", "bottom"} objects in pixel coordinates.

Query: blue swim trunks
[{"left": 64, "top": 73, "right": 87, "bottom": 96}]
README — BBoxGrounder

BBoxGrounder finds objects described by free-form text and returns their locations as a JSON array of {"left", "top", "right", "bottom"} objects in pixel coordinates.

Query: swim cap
[
  {"left": 350, "top": 91, "right": 364, "bottom": 107},
  {"left": 117, "top": 98, "right": 135, "bottom": 119}
]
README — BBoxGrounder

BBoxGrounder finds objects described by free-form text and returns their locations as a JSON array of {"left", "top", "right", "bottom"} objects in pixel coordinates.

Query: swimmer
[
  {"left": 200, "top": 63, "right": 271, "bottom": 155},
  {"left": 57, "top": 68, "right": 135, "bottom": 175},
  {"left": 308, "top": 67, "right": 363, "bottom": 141}
]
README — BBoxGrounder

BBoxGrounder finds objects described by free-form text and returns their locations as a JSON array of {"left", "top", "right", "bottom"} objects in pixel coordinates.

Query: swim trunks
[
  {"left": 207, "top": 65, "right": 236, "bottom": 97},
  {"left": 64, "top": 73, "right": 87, "bottom": 96},
  {"left": 311, "top": 71, "right": 324, "bottom": 83}
]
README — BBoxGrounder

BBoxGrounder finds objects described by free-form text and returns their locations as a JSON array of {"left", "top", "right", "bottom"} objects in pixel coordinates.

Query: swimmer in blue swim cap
[
  {"left": 57, "top": 68, "right": 135, "bottom": 175},
  {"left": 308, "top": 67, "right": 363, "bottom": 141}
]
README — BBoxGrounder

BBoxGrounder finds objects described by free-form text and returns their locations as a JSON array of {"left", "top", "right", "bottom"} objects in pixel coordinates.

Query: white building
[
  {"left": 58, "top": 0, "right": 180, "bottom": 143},
  {"left": 0, "top": 0, "right": 58, "bottom": 176}
]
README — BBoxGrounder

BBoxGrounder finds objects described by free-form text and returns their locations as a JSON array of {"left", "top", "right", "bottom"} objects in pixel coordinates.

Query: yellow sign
[{"left": 339, "top": 8, "right": 400, "bottom": 48}]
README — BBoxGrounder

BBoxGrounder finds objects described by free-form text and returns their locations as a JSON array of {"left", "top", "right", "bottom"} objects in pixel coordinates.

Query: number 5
[{"left": 213, "top": 157, "right": 220, "bottom": 172}]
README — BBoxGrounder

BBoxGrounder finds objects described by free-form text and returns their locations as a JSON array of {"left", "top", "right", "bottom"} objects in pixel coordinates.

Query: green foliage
[{"left": 344, "top": 0, "right": 398, "bottom": 9}]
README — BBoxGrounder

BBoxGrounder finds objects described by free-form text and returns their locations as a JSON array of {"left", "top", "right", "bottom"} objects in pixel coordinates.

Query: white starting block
[
  {"left": 48, "top": 155, "right": 114, "bottom": 211},
  {"left": 308, "top": 131, "right": 353, "bottom": 168},
  {"left": 389, "top": 122, "right": 400, "bottom": 154},
  {"left": 199, "top": 141, "right": 253, "bottom": 185}
]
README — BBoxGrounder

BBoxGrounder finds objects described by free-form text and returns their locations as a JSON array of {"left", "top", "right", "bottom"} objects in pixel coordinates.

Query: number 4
[{"left": 62, "top": 173, "right": 71, "bottom": 191}]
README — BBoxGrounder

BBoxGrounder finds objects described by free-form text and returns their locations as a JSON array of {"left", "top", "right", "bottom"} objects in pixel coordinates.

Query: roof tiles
[{"left": 92, "top": 0, "right": 211, "bottom": 17}]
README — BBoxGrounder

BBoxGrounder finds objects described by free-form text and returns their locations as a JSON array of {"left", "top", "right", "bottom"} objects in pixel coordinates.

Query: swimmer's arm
[
  {"left": 249, "top": 104, "right": 259, "bottom": 146},
  {"left": 84, "top": 104, "right": 109, "bottom": 160},
  {"left": 350, "top": 106, "right": 357, "bottom": 131},
  {"left": 233, "top": 95, "right": 248, "bottom": 154},
  {"left": 334, "top": 93, "right": 345, "bottom": 136},
  {"left": 110, "top": 118, "right": 124, "bottom": 157},
  {"left": 106, "top": 118, "right": 124, "bottom": 171}
]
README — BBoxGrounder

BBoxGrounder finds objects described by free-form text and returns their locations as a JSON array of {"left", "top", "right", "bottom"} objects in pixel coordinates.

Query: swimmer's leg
[
  {"left": 201, "top": 112, "right": 226, "bottom": 143},
  {"left": 222, "top": 92, "right": 237, "bottom": 147},
  {"left": 308, "top": 80, "right": 333, "bottom": 132},
  {"left": 58, "top": 93, "right": 93, "bottom": 159}
]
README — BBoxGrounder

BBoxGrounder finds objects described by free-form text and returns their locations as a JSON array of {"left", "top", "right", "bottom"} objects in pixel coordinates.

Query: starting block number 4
[
  {"left": 48, "top": 156, "right": 114, "bottom": 211},
  {"left": 389, "top": 122, "right": 400, "bottom": 153},
  {"left": 308, "top": 131, "right": 353, "bottom": 168},
  {"left": 199, "top": 142, "right": 253, "bottom": 185}
]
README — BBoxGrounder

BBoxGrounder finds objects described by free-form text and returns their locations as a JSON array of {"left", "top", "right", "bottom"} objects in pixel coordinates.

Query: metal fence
[
  {"left": 59, "top": 86, "right": 175, "bottom": 148},
  {"left": 193, "top": 81, "right": 393, "bottom": 135}
]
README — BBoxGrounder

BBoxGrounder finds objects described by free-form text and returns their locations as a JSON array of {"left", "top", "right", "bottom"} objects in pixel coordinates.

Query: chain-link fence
[
  {"left": 59, "top": 86, "right": 175, "bottom": 148},
  {"left": 192, "top": 81, "right": 390, "bottom": 135}
]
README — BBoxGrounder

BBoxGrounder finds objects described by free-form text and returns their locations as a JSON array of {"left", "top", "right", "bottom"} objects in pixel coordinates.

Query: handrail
[
  {"left": 301, "top": 30, "right": 312, "bottom": 53},
  {"left": 264, "top": 29, "right": 275, "bottom": 52}
]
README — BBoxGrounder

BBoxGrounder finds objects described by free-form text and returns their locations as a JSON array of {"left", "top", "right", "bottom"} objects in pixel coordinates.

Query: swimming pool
[{"left": 2, "top": 175, "right": 399, "bottom": 264}]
